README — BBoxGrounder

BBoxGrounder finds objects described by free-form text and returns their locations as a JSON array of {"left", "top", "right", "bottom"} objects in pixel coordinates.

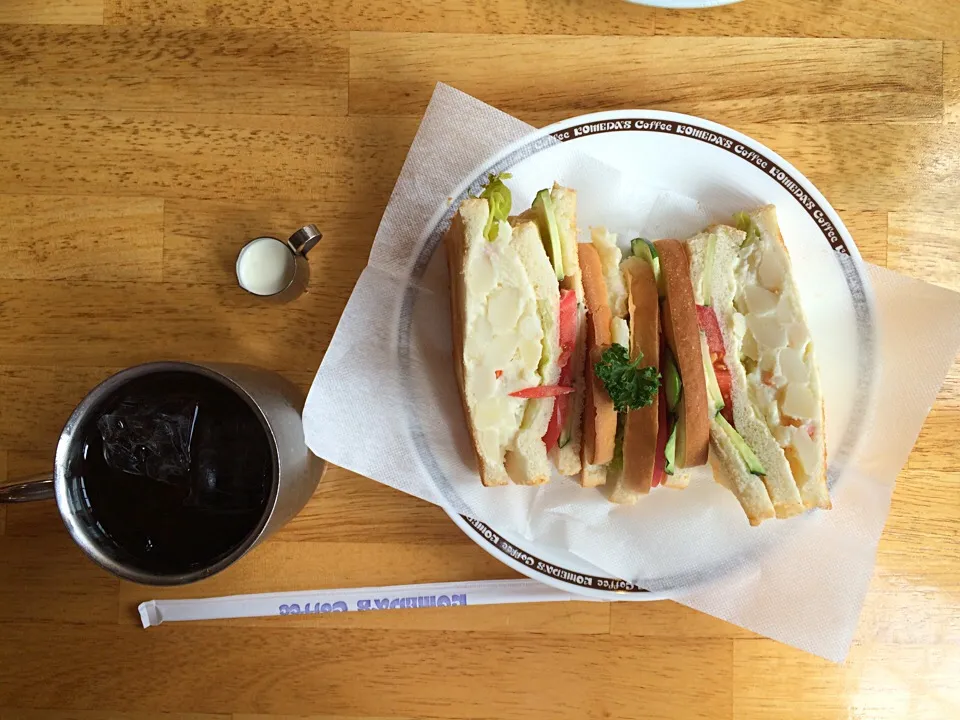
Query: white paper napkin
[{"left": 304, "top": 84, "right": 960, "bottom": 662}]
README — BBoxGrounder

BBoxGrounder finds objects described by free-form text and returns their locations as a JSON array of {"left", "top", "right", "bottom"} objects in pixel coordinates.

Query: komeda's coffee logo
[
  {"left": 461, "top": 516, "right": 642, "bottom": 592},
  {"left": 551, "top": 118, "right": 852, "bottom": 255},
  {"left": 278, "top": 594, "right": 467, "bottom": 615}
]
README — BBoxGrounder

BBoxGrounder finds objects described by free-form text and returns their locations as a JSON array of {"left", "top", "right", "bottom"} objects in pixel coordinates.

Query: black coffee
[{"left": 74, "top": 371, "right": 273, "bottom": 576}]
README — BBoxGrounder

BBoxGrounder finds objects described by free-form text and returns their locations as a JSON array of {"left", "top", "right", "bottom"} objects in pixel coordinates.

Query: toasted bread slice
[
  {"left": 655, "top": 239, "right": 710, "bottom": 469},
  {"left": 579, "top": 242, "right": 616, "bottom": 483},
  {"left": 605, "top": 257, "right": 661, "bottom": 503}
]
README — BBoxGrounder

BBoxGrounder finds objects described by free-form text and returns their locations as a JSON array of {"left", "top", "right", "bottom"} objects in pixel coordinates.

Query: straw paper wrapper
[
  {"left": 304, "top": 84, "right": 960, "bottom": 662},
  {"left": 139, "top": 579, "right": 578, "bottom": 627}
]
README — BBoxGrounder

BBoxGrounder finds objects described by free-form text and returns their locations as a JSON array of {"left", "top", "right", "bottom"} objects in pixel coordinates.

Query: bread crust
[
  {"left": 655, "top": 239, "right": 709, "bottom": 468},
  {"left": 445, "top": 200, "right": 509, "bottom": 486},
  {"left": 579, "top": 243, "right": 616, "bottom": 470},
  {"left": 620, "top": 257, "right": 660, "bottom": 495}
]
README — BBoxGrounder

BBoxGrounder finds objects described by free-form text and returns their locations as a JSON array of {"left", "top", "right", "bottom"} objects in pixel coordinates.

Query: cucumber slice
[
  {"left": 558, "top": 385, "right": 579, "bottom": 447},
  {"left": 631, "top": 237, "right": 656, "bottom": 263},
  {"left": 715, "top": 414, "right": 766, "bottom": 476},
  {"left": 664, "top": 421, "right": 677, "bottom": 475},
  {"left": 675, "top": 400, "right": 687, "bottom": 469},
  {"left": 532, "top": 189, "right": 564, "bottom": 282},
  {"left": 630, "top": 237, "right": 664, "bottom": 297},
  {"left": 700, "top": 332, "right": 724, "bottom": 417},
  {"left": 558, "top": 412, "right": 573, "bottom": 448},
  {"left": 663, "top": 350, "right": 682, "bottom": 413}
]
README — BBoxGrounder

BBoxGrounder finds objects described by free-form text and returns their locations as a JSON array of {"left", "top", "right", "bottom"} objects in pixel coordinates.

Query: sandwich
[
  {"left": 514, "top": 185, "right": 588, "bottom": 478},
  {"left": 445, "top": 175, "right": 586, "bottom": 486},
  {"left": 686, "top": 205, "right": 829, "bottom": 524},
  {"left": 577, "top": 230, "right": 712, "bottom": 502},
  {"left": 447, "top": 173, "right": 828, "bottom": 525}
]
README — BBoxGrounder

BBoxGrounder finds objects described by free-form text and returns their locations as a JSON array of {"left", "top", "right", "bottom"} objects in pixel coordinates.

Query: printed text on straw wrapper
[{"left": 278, "top": 594, "right": 468, "bottom": 615}]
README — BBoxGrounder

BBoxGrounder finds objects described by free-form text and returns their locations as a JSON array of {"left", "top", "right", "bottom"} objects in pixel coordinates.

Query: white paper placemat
[{"left": 304, "top": 84, "right": 960, "bottom": 661}]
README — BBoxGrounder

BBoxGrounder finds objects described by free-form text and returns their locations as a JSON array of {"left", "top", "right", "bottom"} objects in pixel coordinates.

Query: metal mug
[{"left": 0, "top": 361, "right": 324, "bottom": 585}]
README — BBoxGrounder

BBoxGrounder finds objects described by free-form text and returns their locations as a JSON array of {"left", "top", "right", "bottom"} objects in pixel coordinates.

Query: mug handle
[
  {"left": 0, "top": 474, "right": 55, "bottom": 503},
  {"left": 286, "top": 224, "right": 322, "bottom": 257}
]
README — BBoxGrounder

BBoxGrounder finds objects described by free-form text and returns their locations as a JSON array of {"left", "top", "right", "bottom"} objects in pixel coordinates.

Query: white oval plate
[{"left": 398, "top": 110, "right": 876, "bottom": 599}]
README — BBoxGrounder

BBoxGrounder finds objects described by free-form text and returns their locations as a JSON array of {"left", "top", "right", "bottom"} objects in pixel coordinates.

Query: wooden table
[{"left": 1, "top": 0, "right": 959, "bottom": 717}]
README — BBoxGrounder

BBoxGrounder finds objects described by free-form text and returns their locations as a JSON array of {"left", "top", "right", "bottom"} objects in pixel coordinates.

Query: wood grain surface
[{"left": 1, "top": 1, "right": 958, "bottom": 719}]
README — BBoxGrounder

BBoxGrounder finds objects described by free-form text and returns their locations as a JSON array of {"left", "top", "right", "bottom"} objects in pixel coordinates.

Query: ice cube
[
  {"left": 184, "top": 406, "right": 270, "bottom": 513},
  {"left": 96, "top": 397, "right": 198, "bottom": 483}
]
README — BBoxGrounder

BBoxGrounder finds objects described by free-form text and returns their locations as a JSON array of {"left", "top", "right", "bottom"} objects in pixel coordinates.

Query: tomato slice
[
  {"left": 540, "top": 292, "right": 578, "bottom": 451},
  {"left": 542, "top": 359, "right": 574, "bottom": 451},
  {"left": 714, "top": 361, "right": 734, "bottom": 426},
  {"left": 651, "top": 386, "right": 668, "bottom": 488},
  {"left": 540, "top": 290, "right": 577, "bottom": 452},
  {"left": 542, "top": 396, "right": 565, "bottom": 451},
  {"left": 510, "top": 385, "right": 574, "bottom": 399},
  {"left": 557, "top": 290, "right": 578, "bottom": 369},
  {"left": 696, "top": 305, "right": 725, "bottom": 361},
  {"left": 558, "top": 358, "right": 573, "bottom": 388},
  {"left": 695, "top": 307, "right": 735, "bottom": 425}
]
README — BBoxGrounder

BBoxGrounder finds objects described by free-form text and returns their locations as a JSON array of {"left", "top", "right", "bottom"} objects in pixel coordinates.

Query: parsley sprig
[{"left": 595, "top": 344, "right": 660, "bottom": 413}]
